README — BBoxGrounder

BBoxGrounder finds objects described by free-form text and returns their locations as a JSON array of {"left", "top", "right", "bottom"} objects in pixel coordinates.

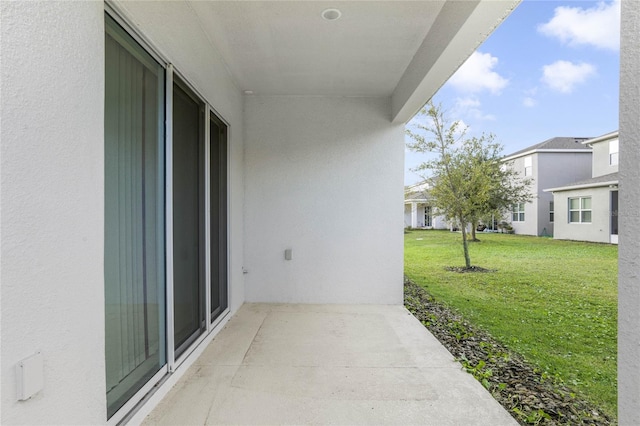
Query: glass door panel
[
  {"left": 210, "top": 114, "right": 228, "bottom": 320},
  {"left": 172, "top": 79, "right": 206, "bottom": 355},
  {"left": 104, "top": 15, "right": 166, "bottom": 419}
]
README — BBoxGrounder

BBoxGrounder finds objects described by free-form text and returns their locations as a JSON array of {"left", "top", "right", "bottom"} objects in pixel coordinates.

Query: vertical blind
[{"left": 104, "top": 16, "right": 166, "bottom": 418}]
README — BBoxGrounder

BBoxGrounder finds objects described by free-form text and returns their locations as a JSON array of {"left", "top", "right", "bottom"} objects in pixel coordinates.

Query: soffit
[{"left": 188, "top": 1, "right": 447, "bottom": 97}]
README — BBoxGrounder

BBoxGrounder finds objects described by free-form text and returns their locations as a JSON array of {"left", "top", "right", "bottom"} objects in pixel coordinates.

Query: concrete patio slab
[{"left": 143, "top": 304, "right": 517, "bottom": 425}]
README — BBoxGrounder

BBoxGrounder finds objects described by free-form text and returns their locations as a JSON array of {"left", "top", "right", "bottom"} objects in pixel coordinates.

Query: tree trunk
[
  {"left": 471, "top": 220, "right": 479, "bottom": 242},
  {"left": 460, "top": 215, "right": 472, "bottom": 268}
]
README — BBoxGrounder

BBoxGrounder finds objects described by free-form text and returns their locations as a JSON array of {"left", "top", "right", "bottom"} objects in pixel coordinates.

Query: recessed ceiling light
[
  {"left": 243, "top": 90, "right": 254, "bottom": 95},
  {"left": 321, "top": 8, "right": 341, "bottom": 21}
]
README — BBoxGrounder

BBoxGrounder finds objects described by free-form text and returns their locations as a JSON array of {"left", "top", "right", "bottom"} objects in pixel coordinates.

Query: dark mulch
[
  {"left": 404, "top": 276, "right": 614, "bottom": 425},
  {"left": 444, "top": 265, "right": 496, "bottom": 273}
]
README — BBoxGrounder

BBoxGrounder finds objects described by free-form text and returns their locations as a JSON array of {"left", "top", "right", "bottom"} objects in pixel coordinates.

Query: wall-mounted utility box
[
  {"left": 284, "top": 249, "right": 292, "bottom": 260},
  {"left": 16, "top": 352, "right": 44, "bottom": 401}
]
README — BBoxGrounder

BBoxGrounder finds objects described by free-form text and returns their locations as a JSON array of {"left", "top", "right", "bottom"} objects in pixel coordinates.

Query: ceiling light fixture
[{"left": 321, "top": 8, "right": 341, "bottom": 21}]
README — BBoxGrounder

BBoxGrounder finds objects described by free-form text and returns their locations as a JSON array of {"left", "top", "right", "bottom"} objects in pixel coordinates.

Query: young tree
[{"left": 406, "top": 102, "right": 532, "bottom": 268}]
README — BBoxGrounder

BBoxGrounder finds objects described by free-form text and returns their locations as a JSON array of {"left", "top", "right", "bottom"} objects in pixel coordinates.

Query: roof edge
[
  {"left": 544, "top": 180, "right": 619, "bottom": 193},
  {"left": 502, "top": 149, "right": 592, "bottom": 162},
  {"left": 582, "top": 131, "right": 619, "bottom": 146}
]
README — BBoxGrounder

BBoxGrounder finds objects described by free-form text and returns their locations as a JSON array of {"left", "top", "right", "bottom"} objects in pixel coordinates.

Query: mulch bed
[
  {"left": 404, "top": 276, "right": 614, "bottom": 425},
  {"left": 444, "top": 265, "right": 496, "bottom": 273}
]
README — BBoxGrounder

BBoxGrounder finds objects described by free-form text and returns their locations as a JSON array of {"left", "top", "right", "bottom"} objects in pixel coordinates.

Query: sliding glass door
[
  {"left": 104, "top": 11, "right": 230, "bottom": 420},
  {"left": 210, "top": 113, "right": 228, "bottom": 320},
  {"left": 104, "top": 15, "right": 166, "bottom": 418},
  {"left": 172, "top": 78, "right": 206, "bottom": 355}
]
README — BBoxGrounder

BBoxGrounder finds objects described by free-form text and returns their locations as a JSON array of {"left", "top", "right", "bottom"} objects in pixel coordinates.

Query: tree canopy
[{"left": 406, "top": 102, "right": 532, "bottom": 268}]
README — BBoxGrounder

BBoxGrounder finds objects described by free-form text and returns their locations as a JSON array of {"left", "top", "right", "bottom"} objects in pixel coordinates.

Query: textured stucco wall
[
  {"left": 1, "top": 2, "right": 107, "bottom": 423},
  {"left": 506, "top": 152, "right": 592, "bottom": 236},
  {"left": 536, "top": 152, "right": 592, "bottom": 237},
  {"left": 244, "top": 96, "right": 404, "bottom": 304},
  {"left": 507, "top": 155, "right": 538, "bottom": 236},
  {"left": 591, "top": 139, "right": 619, "bottom": 178},
  {"left": 619, "top": 0, "right": 640, "bottom": 422},
  {"left": 1, "top": 2, "right": 246, "bottom": 423},
  {"left": 551, "top": 187, "right": 612, "bottom": 244}
]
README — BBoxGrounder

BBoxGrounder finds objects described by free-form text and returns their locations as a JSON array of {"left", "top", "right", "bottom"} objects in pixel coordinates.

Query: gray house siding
[
  {"left": 535, "top": 152, "right": 593, "bottom": 236},
  {"left": 546, "top": 132, "right": 619, "bottom": 244},
  {"left": 591, "top": 137, "right": 619, "bottom": 178},
  {"left": 552, "top": 187, "right": 613, "bottom": 244},
  {"left": 506, "top": 150, "right": 591, "bottom": 236}
]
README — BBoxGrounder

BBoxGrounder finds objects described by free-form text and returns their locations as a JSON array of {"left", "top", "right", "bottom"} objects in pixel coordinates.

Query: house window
[
  {"left": 610, "top": 139, "right": 619, "bottom": 166},
  {"left": 569, "top": 197, "right": 592, "bottom": 223},
  {"left": 549, "top": 201, "right": 554, "bottom": 222},
  {"left": 512, "top": 203, "right": 525, "bottom": 222},
  {"left": 524, "top": 156, "right": 532, "bottom": 176},
  {"left": 424, "top": 206, "right": 432, "bottom": 227}
]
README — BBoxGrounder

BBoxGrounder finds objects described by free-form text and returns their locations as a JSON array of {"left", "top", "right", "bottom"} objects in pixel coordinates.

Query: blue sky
[{"left": 405, "top": 0, "right": 620, "bottom": 185}]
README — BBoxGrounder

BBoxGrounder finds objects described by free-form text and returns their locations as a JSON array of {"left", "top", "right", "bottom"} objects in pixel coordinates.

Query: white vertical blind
[{"left": 104, "top": 16, "right": 166, "bottom": 418}]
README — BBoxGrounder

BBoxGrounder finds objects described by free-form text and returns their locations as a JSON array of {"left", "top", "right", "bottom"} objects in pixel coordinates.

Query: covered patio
[
  {"left": 7, "top": 0, "right": 640, "bottom": 424},
  {"left": 142, "top": 304, "right": 516, "bottom": 425}
]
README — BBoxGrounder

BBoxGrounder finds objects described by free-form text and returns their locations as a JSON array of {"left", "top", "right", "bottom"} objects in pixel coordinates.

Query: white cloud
[
  {"left": 453, "top": 97, "right": 496, "bottom": 122},
  {"left": 448, "top": 51, "right": 508, "bottom": 95},
  {"left": 523, "top": 97, "right": 537, "bottom": 108},
  {"left": 541, "top": 60, "right": 596, "bottom": 93},
  {"left": 456, "top": 97, "right": 481, "bottom": 109},
  {"left": 538, "top": 0, "right": 620, "bottom": 51}
]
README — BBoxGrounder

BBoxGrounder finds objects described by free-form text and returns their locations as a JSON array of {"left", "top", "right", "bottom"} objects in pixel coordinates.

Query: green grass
[{"left": 405, "top": 229, "right": 617, "bottom": 418}]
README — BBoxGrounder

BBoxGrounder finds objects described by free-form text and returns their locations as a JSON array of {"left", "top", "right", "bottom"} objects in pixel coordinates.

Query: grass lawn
[{"left": 404, "top": 229, "right": 617, "bottom": 418}]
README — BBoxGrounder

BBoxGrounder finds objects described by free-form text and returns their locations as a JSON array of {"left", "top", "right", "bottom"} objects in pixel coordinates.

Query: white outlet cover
[{"left": 16, "top": 352, "right": 44, "bottom": 401}]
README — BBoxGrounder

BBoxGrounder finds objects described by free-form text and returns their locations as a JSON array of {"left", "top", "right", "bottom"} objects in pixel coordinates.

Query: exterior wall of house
[
  {"left": 432, "top": 214, "right": 449, "bottom": 229},
  {"left": 506, "top": 151, "right": 591, "bottom": 237},
  {"left": 536, "top": 152, "right": 592, "bottom": 237},
  {"left": 506, "top": 155, "right": 539, "bottom": 236},
  {"left": 619, "top": 0, "right": 640, "bottom": 421},
  {"left": 403, "top": 203, "right": 439, "bottom": 228},
  {"left": 1, "top": 2, "right": 107, "bottom": 423},
  {"left": 244, "top": 96, "right": 404, "bottom": 304},
  {"left": 551, "top": 187, "right": 612, "bottom": 244},
  {"left": 591, "top": 138, "right": 619, "bottom": 178},
  {"left": 404, "top": 204, "right": 413, "bottom": 227},
  {"left": 1, "top": 2, "right": 246, "bottom": 424}
]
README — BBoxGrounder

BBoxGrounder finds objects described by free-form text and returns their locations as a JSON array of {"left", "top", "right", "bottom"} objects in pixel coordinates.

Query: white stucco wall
[
  {"left": 552, "top": 188, "right": 613, "bottom": 244},
  {"left": 1, "top": 2, "right": 106, "bottom": 423},
  {"left": 244, "top": 96, "right": 404, "bottom": 304},
  {"left": 619, "top": 0, "right": 640, "bottom": 422},
  {"left": 1, "top": 2, "right": 246, "bottom": 424}
]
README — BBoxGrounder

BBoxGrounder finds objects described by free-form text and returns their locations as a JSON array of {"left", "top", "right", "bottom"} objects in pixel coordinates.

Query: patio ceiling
[
  {"left": 116, "top": 0, "right": 520, "bottom": 122},
  {"left": 189, "top": 1, "right": 445, "bottom": 97}
]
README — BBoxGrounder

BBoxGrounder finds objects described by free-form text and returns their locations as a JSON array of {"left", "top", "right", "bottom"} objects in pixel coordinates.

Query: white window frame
[
  {"left": 569, "top": 196, "right": 592, "bottom": 223},
  {"left": 512, "top": 203, "right": 525, "bottom": 222},
  {"left": 549, "top": 201, "right": 554, "bottom": 223},
  {"left": 524, "top": 156, "right": 532, "bottom": 176},
  {"left": 609, "top": 140, "right": 619, "bottom": 166}
]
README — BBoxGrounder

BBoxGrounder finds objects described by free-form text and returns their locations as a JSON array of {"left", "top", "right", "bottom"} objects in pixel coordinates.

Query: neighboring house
[
  {"left": 544, "top": 131, "right": 619, "bottom": 244},
  {"left": 0, "top": 1, "right": 522, "bottom": 424},
  {"left": 403, "top": 182, "right": 448, "bottom": 229},
  {"left": 502, "top": 137, "right": 593, "bottom": 236}
]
